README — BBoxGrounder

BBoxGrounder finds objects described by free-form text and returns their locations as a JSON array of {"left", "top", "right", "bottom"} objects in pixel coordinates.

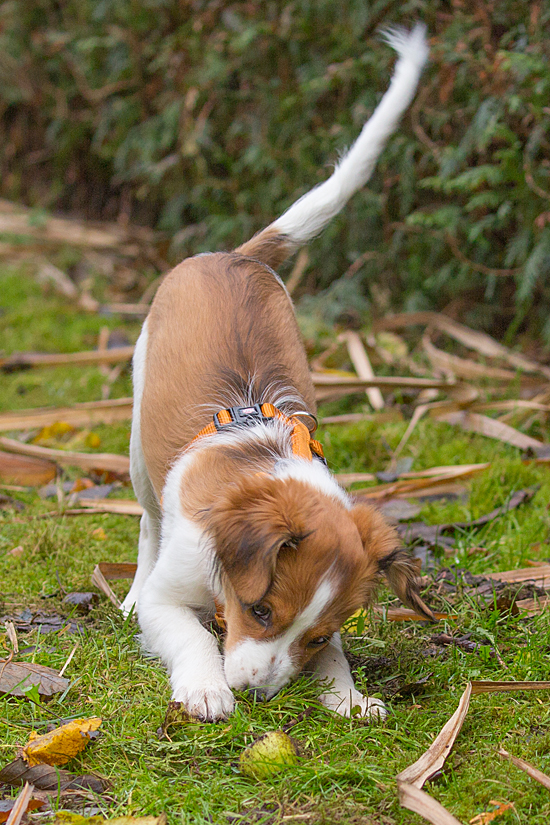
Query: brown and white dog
[{"left": 121, "top": 25, "right": 432, "bottom": 722}]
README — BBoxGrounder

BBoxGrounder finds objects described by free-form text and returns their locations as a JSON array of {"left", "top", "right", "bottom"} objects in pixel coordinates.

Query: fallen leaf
[
  {"left": 374, "top": 311, "right": 550, "bottom": 378},
  {"left": 396, "top": 488, "right": 537, "bottom": 550},
  {"left": 91, "top": 528, "right": 107, "bottom": 540},
  {"left": 397, "top": 681, "right": 550, "bottom": 790},
  {"left": 423, "top": 335, "right": 519, "bottom": 382},
  {"left": 469, "top": 801, "right": 515, "bottom": 824},
  {"left": 377, "top": 500, "right": 423, "bottom": 522},
  {"left": 0, "top": 494, "right": 24, "bottom": 511},
  {"left": 7, "top": 546, "right": 24, "bottom": 558},
  {"left": 498, "top": 748, "right": 550, "bottom": 791},
  {"left": 0, "top": 660, "right": 68, "bottom": 698},
  {"left": 435, "top": 411, "right": 543, "bottom": 451},
  {"left": 339, "top": 330, "right": 384, "bottom": 410},
  {"left": 397, "top": 782, "right": 463, "bottom": 825},
  {"left": 0, "top": 347, "right": 134, "bottom": 372},
  {"left": 0, "top": 437, "right": 129, "bottom": 476},
  {"left": 33, "top": 422, "right": 75, "bottom": 446},
  {"left": 63, "top": 593, "right": 98, "bottom": 611},
  {"left": 0, "top": 451, "right": 56, "bottom": 486},
  {"left": 3, "top": 783, "right": 38, "bottom": 825},
  {"left": 0, "top": 792, "right": 45, "bottom": 824},
  {"left": 78, "top": 499, "right": 142, "bottom": 515},
  {"left": 91, "top": 562, "right": 137, "bottom": 607},
  {"left": 0, "top": 399, "right": 133, "bottom": 432},
  {"left": 157, "top": 702, "right": 193, "bottom": 739},
  {"left": 22, "top": 718, "right": 102, "bottom": 767},
  {"left": 0, "top": 757, "right": 106, "bottom": 793},
  {"left": 53, "top": 815, "right": 167, "bottom": 825}
]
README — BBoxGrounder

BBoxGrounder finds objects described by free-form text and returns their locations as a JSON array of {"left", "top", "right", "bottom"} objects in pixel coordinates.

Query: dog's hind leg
[{"left": 121, "top": 321, "right": 162, "bottom": 616}]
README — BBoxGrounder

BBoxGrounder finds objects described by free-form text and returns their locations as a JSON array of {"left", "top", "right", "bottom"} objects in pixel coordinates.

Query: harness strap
[{"left": 189, "top": 402, "right": 326, "bottom": 463}]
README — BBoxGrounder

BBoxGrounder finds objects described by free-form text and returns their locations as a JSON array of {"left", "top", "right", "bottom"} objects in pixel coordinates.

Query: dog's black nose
[{"left": 248, "top": 687, "right": 268, "bottom": 702}]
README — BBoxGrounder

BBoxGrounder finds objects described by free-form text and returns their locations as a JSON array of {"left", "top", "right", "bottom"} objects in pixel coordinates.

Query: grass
[{"left": 1, "top": 262, "right": 550, "bottom": 824}]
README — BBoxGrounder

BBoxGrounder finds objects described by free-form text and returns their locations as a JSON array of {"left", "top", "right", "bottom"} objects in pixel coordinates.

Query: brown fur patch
[
  {"left": 140, "top": 252, "right": 315, "bottom": 496},
  {"left": 235, "top": 227, "right": 294, "bottom": 270}
]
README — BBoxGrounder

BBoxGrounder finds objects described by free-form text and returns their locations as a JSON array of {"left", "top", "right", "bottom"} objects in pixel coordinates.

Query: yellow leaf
[
  {"left": 92, "top": 527, "right": 107, "bottom": 540},
  {"left": 22, "top": 717, "right": 102, "bottom": 767},
  {"left": 33, "top": 421, "right": 75, "bottom": 445},
  {"left": 85, "top": 432, "right": 101, "bottom": 449}
]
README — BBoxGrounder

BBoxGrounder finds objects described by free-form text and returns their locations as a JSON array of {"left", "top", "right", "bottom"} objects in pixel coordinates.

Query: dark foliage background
[{"left": 1, "top": 0, "right": 549, "bottom": 345}]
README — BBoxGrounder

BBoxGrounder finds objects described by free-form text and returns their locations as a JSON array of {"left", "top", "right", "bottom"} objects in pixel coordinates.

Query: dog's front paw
[
  {"left": 320, "top": 689, "right": 387, "bottom": 720},
  {"left": 172, "top": 680, "right": 235, "bottom": 722},
  {"left": 120, "top": 594, "right": 137, "bottom": 618}
]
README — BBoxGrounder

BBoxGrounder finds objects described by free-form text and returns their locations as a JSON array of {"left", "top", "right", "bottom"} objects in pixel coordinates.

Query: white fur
[
  {"left": 121, "top": 320, "right": 161, "bottom": 616},
  {"left": 311, "top": 632, "right": 386, "bottom": 719},
  {"left": 273, "top": 457, "right": 350, "bottom": 507},
  {"left": 224, "top": 576, "right": 336, "bottom": 697},
  {"left": 271, "top": 24, "right": 428, "bottom": 245}
]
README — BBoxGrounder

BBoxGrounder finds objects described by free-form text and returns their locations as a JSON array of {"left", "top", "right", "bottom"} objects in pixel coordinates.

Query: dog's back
[{"left": 141, "top": 252, "right": 315, "bottom": 496}]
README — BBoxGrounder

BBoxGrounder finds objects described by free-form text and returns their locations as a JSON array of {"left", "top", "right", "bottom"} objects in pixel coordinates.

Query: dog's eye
[
  {"left": 308, "top": 635, "right": 331, "bottom": 648},
  {"left": 250, "top": 603, "right": 272, "bottom": 626}
]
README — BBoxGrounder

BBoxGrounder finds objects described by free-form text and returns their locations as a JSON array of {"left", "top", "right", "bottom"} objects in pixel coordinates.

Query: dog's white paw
[
  {"left": 320, "top": 689, "right": 387, "bottom": 720},
  {"left": 171, "top": 680, "right": 235, "bottom": 722}
]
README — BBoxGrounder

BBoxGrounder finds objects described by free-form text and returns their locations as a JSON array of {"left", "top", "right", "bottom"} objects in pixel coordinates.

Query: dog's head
[{"left": 205, "top": 474, "right": 432, "bottom": 698}]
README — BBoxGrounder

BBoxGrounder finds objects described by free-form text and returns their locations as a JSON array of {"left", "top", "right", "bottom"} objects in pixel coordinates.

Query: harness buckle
[{"left": 214, "top": 404, "right": 265, "bottom": 430}]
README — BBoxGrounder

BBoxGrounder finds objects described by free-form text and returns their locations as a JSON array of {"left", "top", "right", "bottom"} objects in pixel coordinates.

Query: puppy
[{"left": 121, "top": 25, "right": 432, "bottom": 722}]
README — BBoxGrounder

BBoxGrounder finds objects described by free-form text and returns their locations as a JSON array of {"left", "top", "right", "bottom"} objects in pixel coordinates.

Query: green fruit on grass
[{"left": 239, "top": 731, "right": 299, "bottom": 779}]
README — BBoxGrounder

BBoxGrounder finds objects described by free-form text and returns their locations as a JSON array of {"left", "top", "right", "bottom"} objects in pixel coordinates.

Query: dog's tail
[{"left": 235, "top": 24, "right": 428, "bottom": 270}]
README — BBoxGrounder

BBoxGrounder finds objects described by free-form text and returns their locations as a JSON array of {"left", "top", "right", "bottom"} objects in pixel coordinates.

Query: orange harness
[{"left": 189, "top": 402, "right": 326, "bottom": 464}]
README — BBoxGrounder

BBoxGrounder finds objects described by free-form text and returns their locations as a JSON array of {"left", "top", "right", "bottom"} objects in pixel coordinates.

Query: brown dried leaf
[
  {"left": 80, "top": 499, "right": 142, "bottom": 515},
  {"left": 339, "top": 330, "right": 384, "bottom": 410},
  {"left": 0, "top": 437, "right": 129, "bottom": 476},
  {"left": 0, "top": 399, "right": 132, "bottom": 433},
  {"left": 0, "top": 660, "right": 68, "bottom": 698},
  {"left": 374, "top": 311, "right": 550, "bottom": 378},
  {"left": 0, "top": 452, "right": 56, "bottom": 486},
  {"left": 469, "top": 801, "right": 515, "bottom": 824},
  {"left": 0, "top": 347, "right": 134, "bottom": 372},
  {"left": 22, "top": 718, "right": 102, "bottom": 767},
  {"left": 423, "top": 335, "right": 517, "bottom": 382},
  {"left": 91, "top": 562, "right": 137, "bottom": 606},
  {"left": 397, "top": 681, "right": 550, "bottom": 792},
  {"left": 0, "top": 757, "right": 106, "bottom": 793},
  {"left": 4, "top": 783, "right": 37, "bottom": 825},
  {"left": 434, "top": 411, "right": 544, "bottom": 451},
  {"left": 0, "top": 792, "right": 45, "bottom": 824},
  {"left": 397, "top": 683, "right": 473, "bottom": 789},
  {"left": 498, "top": 748, "right": 550, "bottom": 790},
  {"left": 398, "top": 782, "right": 463, "bottom": 825},
  {"left": 484, "top": 564, "right": 550, "bottom": 587}
]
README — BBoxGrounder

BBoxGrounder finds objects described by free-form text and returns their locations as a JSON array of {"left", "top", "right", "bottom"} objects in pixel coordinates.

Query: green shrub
[{"left": 1, "top": 1, "right": 549, "bottom": 344}]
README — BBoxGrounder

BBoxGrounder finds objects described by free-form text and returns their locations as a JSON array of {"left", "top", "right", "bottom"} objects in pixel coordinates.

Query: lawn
[{"left": 1, "top": 262, "right": 550, "bottom": 825}]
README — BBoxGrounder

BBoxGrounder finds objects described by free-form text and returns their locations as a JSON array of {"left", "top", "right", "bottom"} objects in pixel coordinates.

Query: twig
[
  {"left": 339, "top": 330, "right": 384, "bottom": 410},
  {"left": 59, "top": 643, "right": 79, "bottom": 678},
  {"left": 342, "top": 250, "right": 379, "bottom": 279},
  {"left": 285, "top": 249, "right": 310, "bottom": 295},
  {"left": 390, "top": 222, "right": 520, "bottom": 277}
]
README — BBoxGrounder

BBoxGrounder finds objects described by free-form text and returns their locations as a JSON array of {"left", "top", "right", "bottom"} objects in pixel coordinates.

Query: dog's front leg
[
  {"left": 138, "top": 565, "right": 235, "bottom": 722},
  {"left": 310, "top": 632, "right": 386, "bottom": 720}
]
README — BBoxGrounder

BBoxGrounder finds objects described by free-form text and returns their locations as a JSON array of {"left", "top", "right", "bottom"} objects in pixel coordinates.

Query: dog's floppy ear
[
  {"left": 350, "top": 503, "right": 435, "bottom": 621},
  {"left": 205, "top": 475, "right": 305, "bottom": 606}
]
